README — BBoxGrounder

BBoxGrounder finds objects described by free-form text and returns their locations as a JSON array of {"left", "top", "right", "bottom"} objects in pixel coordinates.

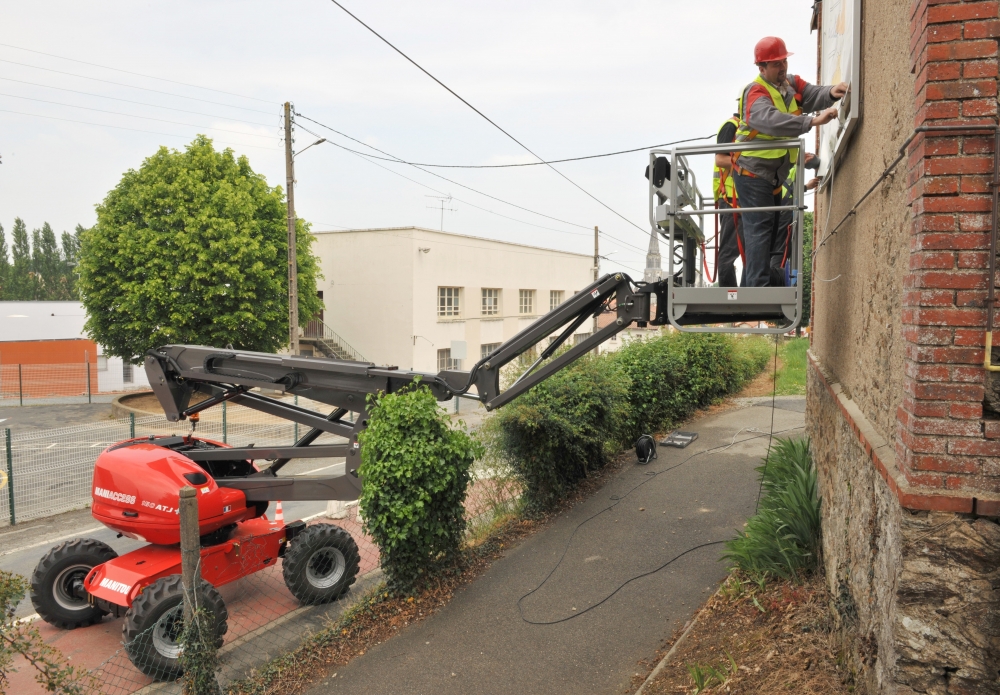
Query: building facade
[
  {"left": 310, "top": 227, "right": 595, "bottom": 373},
  {"left": 809, "top": 1, "right": 1000, "bottom": 692}
]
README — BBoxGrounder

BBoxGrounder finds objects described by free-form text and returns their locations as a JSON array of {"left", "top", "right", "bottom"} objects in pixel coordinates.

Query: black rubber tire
[
  {"left": 123, "top": 574, "right": 228, "bottom": 682},
  {"left": 282, "top": 523, "right": 360, "bottom": 605},
  {"left": 30, "top": 538, "right": 118, "bottom": 629}
]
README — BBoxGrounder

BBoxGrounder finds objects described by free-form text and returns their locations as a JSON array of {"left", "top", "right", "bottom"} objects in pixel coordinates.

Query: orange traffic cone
[{"left": 275, "top": 501, "right": 284, "bottom": 522}]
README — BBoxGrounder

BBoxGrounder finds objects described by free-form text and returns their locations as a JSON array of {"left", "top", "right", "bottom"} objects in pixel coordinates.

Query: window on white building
[
  {"left": 481, "top": 342, "right": 501, "bottom": 359},
  {"left": 438, "top": 287, "right": 461, "bottom": 318},
  {"left": 123, "top": 362, "right": 134, "bottom": 383},
  {"left": 550, "top": 290, "right": 564, "bottom": 311},
  {"left": 519, "top": 289, "right": 535, "bottom": 315},
  {"left": 482, "top": 288, "right": 500, "bottom": 316},
  {"left": 97, "top": 356, "right": 108, "bottom": 372},
  {"left": 573, "top": 332, "right": 591, "bottom": 346},
  {"left": 437, "top": 348, "right": 461, "bottom": 370}
]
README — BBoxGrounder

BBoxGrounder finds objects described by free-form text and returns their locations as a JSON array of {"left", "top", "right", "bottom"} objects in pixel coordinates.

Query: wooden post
[{"left": 179, "top": 486, "right": 200, "bottom": 621}]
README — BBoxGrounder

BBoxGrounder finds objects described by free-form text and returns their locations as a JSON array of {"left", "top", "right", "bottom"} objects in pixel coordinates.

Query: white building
[{"left": 310, "top": 227, "right": 596, "bottom": 373}]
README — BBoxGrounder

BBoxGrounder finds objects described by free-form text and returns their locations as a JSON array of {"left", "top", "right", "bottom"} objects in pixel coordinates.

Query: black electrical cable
[
  {"left": 0, "top": 42, "right": 274, "bottom": 104},
  {"left": 517, "top": 425, "right": 806, "bottom": 625},
  {"left": 754, "top": 338, "right": 781, "bottom": 514},
  {"left": 325, "top": 0, "right": 650, "bottom": 235}
]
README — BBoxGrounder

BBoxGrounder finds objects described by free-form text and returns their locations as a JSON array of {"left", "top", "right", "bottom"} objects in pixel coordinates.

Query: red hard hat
[{"left": 754, "top": 36, "right": 793, "bottom": 64}]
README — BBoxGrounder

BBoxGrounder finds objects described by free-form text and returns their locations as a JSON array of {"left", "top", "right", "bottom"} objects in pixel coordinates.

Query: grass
[{"left": 773, "top": 337, "right": 808, "bottom": 395}]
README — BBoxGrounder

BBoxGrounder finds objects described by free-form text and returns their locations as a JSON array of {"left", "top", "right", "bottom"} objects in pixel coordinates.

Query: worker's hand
[
  {"left": 806, "top": 177, "right": 819, "bottom": 191},
  {"left": 830, "top": 82, "right": 849, "bottom": 99},
  {"left": 811, "top": 107, "right": 838, "bottom": 128},
  {"left": 714, "top": 153, "right": 732, "bottom": 169},
  {"left": 804, "top": 153, "right": 817, "bottom": 166}
]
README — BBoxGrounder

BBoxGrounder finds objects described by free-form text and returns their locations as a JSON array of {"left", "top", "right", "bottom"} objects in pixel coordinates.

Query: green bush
[
  {"left": 358, "top": 385, "right": 482, "bottom": 594},
  {"left": 723, "top": 437, "right": 821, "bottom": 579},
  {"left": 482, "top": 354, "right": 631, "bottom": 514},
  {"left": 484, "top": 332, "right": 771, "bottom": 514}
]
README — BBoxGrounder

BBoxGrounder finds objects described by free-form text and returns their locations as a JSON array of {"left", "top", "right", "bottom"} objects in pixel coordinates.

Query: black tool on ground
[
  {"left": 660, "top": 431, "right": 699, "bottom": 448},
  {"left": 634, "top": 434, "right": 657, "bottom": 464}
]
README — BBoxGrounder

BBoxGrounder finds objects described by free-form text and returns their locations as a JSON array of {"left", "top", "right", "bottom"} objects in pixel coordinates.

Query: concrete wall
[{"left": 313, "top": 227, "right": 593, "bottom": 373}]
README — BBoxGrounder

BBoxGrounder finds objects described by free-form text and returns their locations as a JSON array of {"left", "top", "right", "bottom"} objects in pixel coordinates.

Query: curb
[{"left": 110, "top": 392, "right": 158, "bottom": 420}]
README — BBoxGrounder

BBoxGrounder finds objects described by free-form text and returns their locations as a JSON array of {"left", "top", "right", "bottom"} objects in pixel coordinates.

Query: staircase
[{"left": 302, "top": 319, "right": 367, "bottom": 362}]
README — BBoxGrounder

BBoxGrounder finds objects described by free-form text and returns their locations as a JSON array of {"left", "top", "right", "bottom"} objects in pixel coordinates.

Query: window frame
[
  {"left": 481, "top": 288, "right": 500, "bottom": 317},
  {"left": 437, "top": 286, "right": 462, "bottom": 318},
  {"left": 518, "top": 289, "right": 535, "bottom": 316}
]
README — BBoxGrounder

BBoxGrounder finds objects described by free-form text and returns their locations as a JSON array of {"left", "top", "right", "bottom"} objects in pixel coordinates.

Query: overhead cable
[
  {"left": 297, "top": 117, "right": 649, "bottom": 255},
  {"left": 326, "top": 0, "right": 650, "bottom": 234},
  {"left": 0, "top": 77, "right": 279, "bottom": 127},
  {"left": 0, "top": 43, "right": 275, "bottom": 104},
  {"left": 0, "top": 59, "right": 278, "bottom": 115},
  {"left": 0, "top": 92, "right": 278, "bottom": 139},
  {"left": 0, "top": 108, "right": 280, "bottom": 151}
]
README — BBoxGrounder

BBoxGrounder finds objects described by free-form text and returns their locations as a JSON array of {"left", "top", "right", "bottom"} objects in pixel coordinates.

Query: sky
[{"left": 0, "top": 0, "right": 819, "bottom": 278}]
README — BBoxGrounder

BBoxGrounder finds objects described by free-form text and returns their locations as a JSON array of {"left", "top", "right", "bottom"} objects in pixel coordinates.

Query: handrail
[{"left": 303, "top": 318, "right": 367, "bottom": 362}]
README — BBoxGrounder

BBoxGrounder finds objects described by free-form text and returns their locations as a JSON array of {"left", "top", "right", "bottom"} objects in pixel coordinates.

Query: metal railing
[{"left": 302, "top": 318, "right": 367, "bottom": 362}]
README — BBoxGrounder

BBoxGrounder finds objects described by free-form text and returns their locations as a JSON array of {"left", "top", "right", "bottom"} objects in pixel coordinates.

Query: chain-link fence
[{"left": 0, "top": 362, "right": 152, "bottom": 407}]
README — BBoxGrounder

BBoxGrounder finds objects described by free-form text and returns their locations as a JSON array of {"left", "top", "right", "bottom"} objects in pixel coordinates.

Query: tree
[
  {"left": 79, "top": 135, "right": 323, "bottom": 362},
  {"left": 32, "top": 223, "right": 62, "bottom": 299},
  {"left": 0, "top": 223, "right": 9, "bottom": 300},
  {"left": 60, "top": 225, "right": 84, "bottom": 299},
  {"left": 8, "top": 218, "right": 33, "bottom": 300}
]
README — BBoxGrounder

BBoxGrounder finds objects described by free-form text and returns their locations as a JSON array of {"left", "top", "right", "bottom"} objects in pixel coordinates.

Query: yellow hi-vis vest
[
  {"left": 713, "top": 116, "right": 740, "bottom": 203},
  {"left": 735, "top": 75, "right": 801, "bottom": 161}
]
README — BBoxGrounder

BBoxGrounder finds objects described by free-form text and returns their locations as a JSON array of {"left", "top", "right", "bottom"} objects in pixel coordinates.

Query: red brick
[
  {"left": 928, "top": 1, "right": 999, "bottom": 23},
  {"left": 921, "top": 195, "right": 993, "bottom": 213},
  {"left": 926, "top": 40, "right": 996, "bottom": 62},
  {"left": 914, "top": 232, "right": 987, "bottom": 249},
  {"left": 903, "top": 325, "right": 954, "bottom": 344},
  {"left": 965, "top": 19, "right": 1000, "bottom": 38},
  {"left": 905, "top": 289, "right": 956, "bottom": 305},
  {"left": 900, "top": 427, "right": 949, "bottom": 453},
  {"left": 957, "top": 251, "right": 990, "bottom": 267},
  {"left": 950, "top": 400, "right": 984, "bottom": 418},
  {"left": 917, "top": 100, "right": 962, "bottom": 122},
  {"left": 903, "top": 395, "right": 951, "bottom": 417},
  {"left": 929, "top": 23, "right": 965, "bottom": 42},
  {"left": 925, "top": 81, "right": 998, "bottom": 100},
  {"left": 910, "top": 271, "right": 989, "bottom": 289},
  {"left": 964, "top": 60, "right": 1000, "bottom": 78},
  {"left": 906, "top": 362, "right": 952, "bottom": 380},
  {"left": 925, "top": 136, "right": 961, "bottom": 155},
  {"left": 907, "top": 345, "right": 983, "bottom": 364},
  {"left": 951, "top": 365, "right": 985, "bottom": 382},
  {"left": 956, "top": 289, "right": 987, "bottom": 306},
  {"left": 949, "top": 438, "right": 1000, "bottom": 456},
  {"left": 901, "top": 469, "right": 947, "bottom": 488},
  {"left": 926, "top": 156, "right": 994, "bottom": 175},
  {"left": 911, "top": 381, "right": 985, "bottom": 400},
  {"left": 954, "top": 328, "right": 987, "bottom": 345},
  {"left": 985, "top": 420, "right": 1000, "bottom": 438},
  {"left": 910, "top": 251, "right": 957, "bottom": 269},
  {"left": 963, "top": 98, "right": 998, "bottom": 117},
  {"left": 960, "top": 174, "right": 991, "bottom": 192},
  {"left": 923, "top": 175, "right": 961, "bottom": 194},
  {"left": 928, "top": 62, "right": 964, "bottom": 82},
  {"left": 906, "top": 306, "right": 986, "bottom": 326},
  {"left": 915, "top": 216, "right": 960, "bottom": 234},
  {"left": 910, "top": 454, "right": 980, "bottom": 472},
  {"left": 959, "top": 213, "right": 993, "bottom": 231}
]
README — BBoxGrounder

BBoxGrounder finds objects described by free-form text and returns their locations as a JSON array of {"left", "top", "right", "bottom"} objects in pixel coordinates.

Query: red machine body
[
  {"left": 91, "top": 437, "right": 257, "bottom": 545},
  {"left": 85, "top": 435, "right": 291, "bottom": 608}
]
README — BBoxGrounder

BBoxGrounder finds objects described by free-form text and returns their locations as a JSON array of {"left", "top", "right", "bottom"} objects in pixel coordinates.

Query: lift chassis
[{"left": 144, "top": 271, "right": 659, "bottom": 503}]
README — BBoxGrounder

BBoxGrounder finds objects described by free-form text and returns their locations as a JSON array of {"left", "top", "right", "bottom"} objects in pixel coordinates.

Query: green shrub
[
  {"left": 481, "top": 354, "right": 630, "bottom": 515},
  {"left": 358, "top": 385, "right": 482, "bottom": 594},
  {"left": 723, "top": 437, "right": 821, "bottom": 579},
  {"left": 180, "top": 606, "right": 222, "bottom": 695},
  {"left": 485, "top": 333, "right": 771, "bottom": 513}
]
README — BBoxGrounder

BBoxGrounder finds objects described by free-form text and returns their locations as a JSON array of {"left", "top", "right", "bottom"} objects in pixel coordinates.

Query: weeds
[
  {"left": 723, "top": 437, "right": 821, "bottom": 580},
  {"left": 686, "top": 651, "right": 738, "bottom": 692}
]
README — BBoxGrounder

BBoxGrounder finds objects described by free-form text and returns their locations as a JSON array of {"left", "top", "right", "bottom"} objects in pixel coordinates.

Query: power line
[
  {"left": 325, "top": 0, "right": 649, "bottom": 235},
  {"left": 0, "top": 92, "right": 279, "bottom": 139},
  {"left": 0, "top": 76, "right": 279, "bottom": 127},
  {"left": 0, "top": 108, "right": 281, "bottom": 150},
  {"left": 297, "top": 117, "right": 649, "bottom": 255},
  {"left": 0, "top": 59, "right": 278, "bottom": 115},
  {"left": 0, "top": 42, "right": 274, "bottom": 104}
]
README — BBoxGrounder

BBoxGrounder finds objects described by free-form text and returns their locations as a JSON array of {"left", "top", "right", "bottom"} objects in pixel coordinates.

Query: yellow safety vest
[
  {"left": 712, "top": 116, "right": 740, "bottom": 203},
  {"left": 735, "top": 75, "right": 801, "bottom": 161}
]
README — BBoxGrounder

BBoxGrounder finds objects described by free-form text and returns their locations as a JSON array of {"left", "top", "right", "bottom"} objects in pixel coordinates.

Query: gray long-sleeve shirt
[{"left": 736, "top": 75, "right": 838, "bottom": 185}]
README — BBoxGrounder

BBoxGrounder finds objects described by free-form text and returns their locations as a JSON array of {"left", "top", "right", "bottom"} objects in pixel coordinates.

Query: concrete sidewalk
[{"left": 305, "top": 399, "right": 806, "bottom": 695}]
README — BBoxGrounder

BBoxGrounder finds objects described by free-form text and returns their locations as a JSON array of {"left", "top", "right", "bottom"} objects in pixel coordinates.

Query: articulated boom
[{"left": 144, "top": 272, "right": 655, "bottom": 502}]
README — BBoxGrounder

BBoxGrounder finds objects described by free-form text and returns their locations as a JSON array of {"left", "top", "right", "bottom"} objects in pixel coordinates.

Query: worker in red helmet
[{"left": 732, "top": 36, "right": 847, "bottom": 287}]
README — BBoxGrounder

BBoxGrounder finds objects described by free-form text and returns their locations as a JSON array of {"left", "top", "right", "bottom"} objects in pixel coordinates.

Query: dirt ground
[
  {"left": 633, "top": 573, "right": 852, "bottom": 694},
  {"left": 736, "top": 356, "right": 782, "bottom": 398}
]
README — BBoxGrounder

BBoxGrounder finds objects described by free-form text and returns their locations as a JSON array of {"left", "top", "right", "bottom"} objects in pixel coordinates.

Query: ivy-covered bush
[
  {"left": 484, "top": 333, "right": 771, "bottom": 514},
  {"left": 358, "top": 385, "right": 482, "bottom": 594}
]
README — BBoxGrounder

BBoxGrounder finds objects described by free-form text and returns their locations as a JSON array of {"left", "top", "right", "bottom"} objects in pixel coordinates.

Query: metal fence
[{"left": 0, "top": 362, "right": 149, "bottom": 406}]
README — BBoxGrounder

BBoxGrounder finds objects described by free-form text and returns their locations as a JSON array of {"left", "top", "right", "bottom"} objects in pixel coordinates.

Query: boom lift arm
[{"left": 144, "top": 272, "right": 652, "bottom": 503}]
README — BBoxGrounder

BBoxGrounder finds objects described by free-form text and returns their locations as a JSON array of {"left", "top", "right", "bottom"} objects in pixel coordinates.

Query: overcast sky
[{"left": 0, "top": 0, "right": 818, "bottom": 277}]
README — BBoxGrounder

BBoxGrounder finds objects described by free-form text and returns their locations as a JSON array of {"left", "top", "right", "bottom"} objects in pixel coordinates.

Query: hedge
[{"left": 483, "top": 332, "right": 771, "bottom": 514}]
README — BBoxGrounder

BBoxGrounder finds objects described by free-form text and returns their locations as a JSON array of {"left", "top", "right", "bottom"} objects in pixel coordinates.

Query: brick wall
[{"left": 901, "top": 0, "right": 1000, "bottom": 503}]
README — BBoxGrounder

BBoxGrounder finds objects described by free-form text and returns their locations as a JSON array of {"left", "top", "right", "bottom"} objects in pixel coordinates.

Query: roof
[
  {"left": 311, "top": 226, "right": 592, "bottom": 259},
  {"left": 0, "top": 301, "right": 89, "bottom": 342}
]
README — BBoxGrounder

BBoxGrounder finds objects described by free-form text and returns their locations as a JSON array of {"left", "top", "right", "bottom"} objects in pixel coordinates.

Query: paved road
[
  {"left": 305, "top": 399, "right": 806, "bottom": 695},
  {"left": 0, "top": 403, "right": 116, "bottom": 431}
]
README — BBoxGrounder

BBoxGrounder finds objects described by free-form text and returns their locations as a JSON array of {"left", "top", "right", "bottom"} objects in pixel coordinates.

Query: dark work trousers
[
  {"left": 733, "top": 172, "right": 781, "bottom": 287},
  {"left": 716, "top": 198, "right": 744, "bottom": 288},
  {"left": 773, "top": 193, "right": 794, "bottom": 282}
]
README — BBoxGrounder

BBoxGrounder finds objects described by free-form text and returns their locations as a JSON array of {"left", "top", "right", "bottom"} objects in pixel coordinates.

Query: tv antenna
[{"left": 425, "top": 194, "right": 457, "bottom": 231}]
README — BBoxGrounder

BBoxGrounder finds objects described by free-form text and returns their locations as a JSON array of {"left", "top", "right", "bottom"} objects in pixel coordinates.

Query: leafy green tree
[
  {"left": 79, "top": 135, "right": 323, "bottom": 361},
  {"left": 60, "top": 225, "right": 85, "bottom": 299},
  {"left": 0, "top": 223, "right": 9, "bottom": 299},
  {"left": 32, "top": 222, "right": 63, "bottom": 299},
  {"left": 8, "top": 218, "right": 33, "bottom": 300}
]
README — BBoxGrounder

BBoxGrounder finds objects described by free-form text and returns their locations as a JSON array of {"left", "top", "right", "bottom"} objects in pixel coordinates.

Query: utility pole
[
  {"left": 593, "top": 226, "right": 599, "bottom": 348},
  {"left": 284, "top": 101, "right": 299, "bottom": 356}
]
